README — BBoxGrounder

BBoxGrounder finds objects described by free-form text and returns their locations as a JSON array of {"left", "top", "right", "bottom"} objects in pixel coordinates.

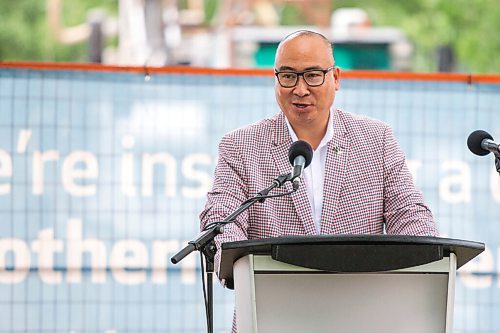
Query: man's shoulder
[
  {"left": 336, "top": 109, "right": 390, "bottom": 135},
  {"left": 224, "top": 113, "right": 280, "bottom": 142}
]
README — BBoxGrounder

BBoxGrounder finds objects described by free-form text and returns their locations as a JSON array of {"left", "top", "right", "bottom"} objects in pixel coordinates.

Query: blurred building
[{"left": 47, "top": 0, "right": 412, "bottom": 70}]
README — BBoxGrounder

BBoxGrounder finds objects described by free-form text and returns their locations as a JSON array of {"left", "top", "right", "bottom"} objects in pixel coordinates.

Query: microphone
[
  {"left": 467, "top": 130, "right": 500, "bottom": 156},
  {"left": 288, "top": 140, "right": 313, "bottom": 190}
]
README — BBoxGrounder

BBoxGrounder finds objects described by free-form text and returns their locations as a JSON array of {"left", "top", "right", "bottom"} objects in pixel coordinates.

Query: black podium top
[{"left": 220, "top": 235, "right": 484, "bottom": 289}]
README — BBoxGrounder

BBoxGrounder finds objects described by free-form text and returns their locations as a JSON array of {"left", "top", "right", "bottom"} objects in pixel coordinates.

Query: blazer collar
[
  {"left": 320, "top": 109, "right": 351, "bottom": 233},
  {"left": 272, "top": 112, "right": 292, "bottom": 147},
  {"left": 270, "top": 110, "right": 351, "bottom": 235},
  {"left": 270, "top": 112, "right": 315, "bottom": 234}
]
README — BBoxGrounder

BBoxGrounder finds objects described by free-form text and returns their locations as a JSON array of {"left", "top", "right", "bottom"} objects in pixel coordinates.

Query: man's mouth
[{"left": 292, "top": 103, "right": 312, "bottom": 109}]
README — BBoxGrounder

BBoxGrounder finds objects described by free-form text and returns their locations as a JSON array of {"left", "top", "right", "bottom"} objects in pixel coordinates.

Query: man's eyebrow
[
  {"left": 277, "top": 66, "right": 296, "bottom": 71},
  {"left": 277, "top": 65, "right": 323, "bottom": 71}
]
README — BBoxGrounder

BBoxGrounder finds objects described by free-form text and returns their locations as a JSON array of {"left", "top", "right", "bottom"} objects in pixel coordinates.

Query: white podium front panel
[
  {"left": 234, "top": 254, "right": 456, "bottom": 333},
  {"left": 255, "top": 273, "right": 447, "bottom": 333}
]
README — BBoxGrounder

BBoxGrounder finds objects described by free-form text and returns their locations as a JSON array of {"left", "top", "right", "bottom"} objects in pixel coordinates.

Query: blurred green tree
[
  {"left": 0, "top": 0, "right": 116, "bottom": 62},
  {"left": 1, "top": 0, "right": 499, "bottom": 73},
  {"left": 334, "top": 0, "right": 500, "bottom": 73}
]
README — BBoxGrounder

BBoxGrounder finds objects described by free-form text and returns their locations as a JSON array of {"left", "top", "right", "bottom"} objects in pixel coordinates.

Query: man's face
[{"left": 274, "top": 35, "right": 340, "bottom": 130}]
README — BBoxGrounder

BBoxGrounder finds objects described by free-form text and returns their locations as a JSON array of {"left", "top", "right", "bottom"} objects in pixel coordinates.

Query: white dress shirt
[{"left": 285, "top": 109, "right": 334, "bottom": 233}]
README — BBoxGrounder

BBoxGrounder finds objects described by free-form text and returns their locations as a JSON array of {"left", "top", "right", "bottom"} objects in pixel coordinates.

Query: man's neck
[
  {"left": 286, "top": 110, "right": 332, "bottom": 150},
  {"left": 293, "top": 125, "right": 326, "bottom": 150}
]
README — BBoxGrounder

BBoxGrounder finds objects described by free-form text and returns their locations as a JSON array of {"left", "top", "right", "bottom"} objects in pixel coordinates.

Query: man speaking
[{"left": 200, "top": 30, "right": 438, "bottom": 290}]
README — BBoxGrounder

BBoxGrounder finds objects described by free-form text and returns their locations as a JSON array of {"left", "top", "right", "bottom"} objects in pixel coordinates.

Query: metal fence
[{"left": 0, "top": 63, "right": 499, "bottom": 332}]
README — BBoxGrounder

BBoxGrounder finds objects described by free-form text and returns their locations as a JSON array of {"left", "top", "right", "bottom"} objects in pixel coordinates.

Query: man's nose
[{"left": 293, "top": 75, "right": 310, "bottom": 96}]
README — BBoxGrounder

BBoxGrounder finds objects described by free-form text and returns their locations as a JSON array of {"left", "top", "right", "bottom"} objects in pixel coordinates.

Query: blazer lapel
[
  {"left": 271, "top": 113, "right": 316, "bottom": 235},
  {"left": 320, "top": 110, "right": 350, "bottom": 234}
]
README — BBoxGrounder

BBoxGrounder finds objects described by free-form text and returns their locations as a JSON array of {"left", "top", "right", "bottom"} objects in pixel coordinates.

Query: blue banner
[{"left": 0, "top": 67, "right": 498, "bottom": 333}]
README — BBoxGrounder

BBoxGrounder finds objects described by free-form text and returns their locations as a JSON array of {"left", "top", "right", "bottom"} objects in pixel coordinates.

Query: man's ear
[{"left": 334, "top": 67, "right": 341, "bottom": 91}]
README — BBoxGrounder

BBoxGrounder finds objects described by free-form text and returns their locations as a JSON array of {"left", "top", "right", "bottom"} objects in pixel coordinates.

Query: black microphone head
[
  {"left": 288, "top": 140, "right": 313, "bottom": 167},
  {"left": 467, "top": 130, "right": 493, "bottom": 156}
]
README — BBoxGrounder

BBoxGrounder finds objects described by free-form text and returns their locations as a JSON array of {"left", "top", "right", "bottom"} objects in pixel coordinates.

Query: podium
[{"left": 220, "top": 235, "right": 484, "bottom": 333}]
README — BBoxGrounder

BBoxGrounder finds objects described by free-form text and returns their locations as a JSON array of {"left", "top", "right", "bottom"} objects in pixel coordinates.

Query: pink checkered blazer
[{"left": 200, "top": 109, "right": 438, "bottom": 278}]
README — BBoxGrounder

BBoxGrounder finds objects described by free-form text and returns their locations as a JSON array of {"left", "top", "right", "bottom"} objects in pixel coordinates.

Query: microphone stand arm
[
  {"left": 171, "top": 172, "right": 291, "bottom": 264},
  {"left": 170, "top": 172, "right": 291, "bottom": 333}
]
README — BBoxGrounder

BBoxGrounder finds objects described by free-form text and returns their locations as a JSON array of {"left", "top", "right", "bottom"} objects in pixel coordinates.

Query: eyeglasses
[{"left": 274, "top": 66, "right": 335, "bottom": 88}]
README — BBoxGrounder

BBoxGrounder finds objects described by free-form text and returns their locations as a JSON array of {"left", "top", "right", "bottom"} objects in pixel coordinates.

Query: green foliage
[
  {"left": 281, "top": 4, "right": 307, "bottom": 26},
  {"left": 1, "top": 0, "right": 499, "bottom": 72},
  {"left": 0, "top": 1, "right": 50, "bottom": 61},
  {"left": 0, "top": 0, "right": 117, "bottom": 62},
  {"left": 203, "top": 0, "right": 218, "bottom": 24},
  {"left": 334, "top": 0, "right": 500, "bottom": 73}
]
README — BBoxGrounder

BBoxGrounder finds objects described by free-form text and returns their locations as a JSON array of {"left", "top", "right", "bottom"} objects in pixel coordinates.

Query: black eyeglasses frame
[{"left": 274, "top": 66, "right": 335, "bottom": 88}]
